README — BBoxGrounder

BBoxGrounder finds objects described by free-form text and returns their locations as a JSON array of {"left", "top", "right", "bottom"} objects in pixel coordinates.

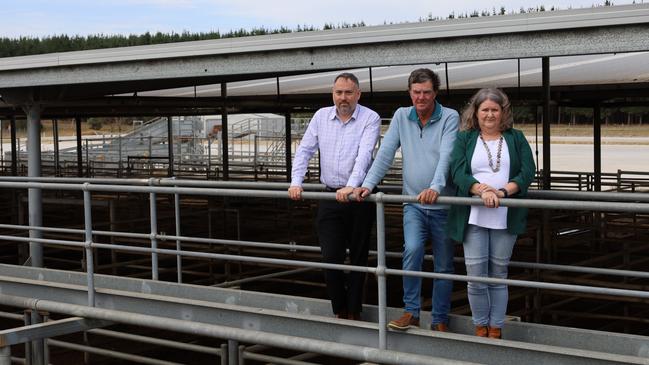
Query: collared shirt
[
  {"left": 362, "top": 101, "right": 459, "bottom": 209},
  {"left": 291, "top": 104, "right": 381, "bottom": 189}
]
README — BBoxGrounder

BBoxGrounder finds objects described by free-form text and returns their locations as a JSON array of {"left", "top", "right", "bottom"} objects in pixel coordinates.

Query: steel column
[
  {"left": 541, "top": 57, "right": 553, "bottom": 266},
  {"left": 285, "top": 113, "right": 292, "bottom": 182},
  {"left": 10, "top": 116, "right": 17, "bottom": 176},
  {"left": 369, "top": 66, "right": 374, "bottom": 106},
  {"left": 75, "top": 117, "right": 83, "bottom": 177},
  {"left": 167, "top": 116, "right": 174, "bottom": 177},
  {"left": 221, "top": 83, "right": 229, "bottom": 181},
  {"left": 26, "top": 105, "right": 43, "bottom": 268},
  {"left": 52, "top": 119, "right": 59, "bottom": 176},
  {"left": 542, "top": 56, "right": 552, "bottom": 190},
  {"left": 593, "top": 105, "right": 602, "bottom": 192},
  {"left": 207, "top": 138, "right": 212, "bottom": 179}
]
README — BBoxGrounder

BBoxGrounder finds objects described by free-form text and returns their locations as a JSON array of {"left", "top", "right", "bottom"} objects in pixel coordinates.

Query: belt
[{"left": 324, "top": 186, "right": 341, "bottom": 192}]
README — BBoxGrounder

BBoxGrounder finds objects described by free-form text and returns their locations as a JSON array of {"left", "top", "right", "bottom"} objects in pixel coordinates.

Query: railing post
[
  {"left": 228, "top": 339, "right": 238, "bottom": 365},
  {"left": 253, "top": 134, "right": 258, "bottom": 180},
  {"left": 10, "top": 115, "right": 17, "bottom": 176},
  {"left": 26, "top": 104, "right": 43, "bottom": 268},
  {"left": 617, "top": 169, "right": 622, "bottom": 192},
  {"left": 207, "top": 138, "right": 212, "bottom": 179},
  {"left": 41, "top": 311, "right": 50, "bottom": 365},
  {"left": 83, "top": 184, "right": 96, "bottom": 307},
  {"left": 174, "top": 178, "right": 183, "bottom": 283},
  {"left": 148, "top": 136, "right": 153, "bottom": 173},
  {"left": 149, "top": 178, "right": 159, "bottom": 280},
  {"left": 76, "top": 117, "right": 83, "bottom": 177},
  {"left": 167, "top": 116, "right": 174, "bottom": 177},
  {"left": 118, "top": 135, "right": 123, "bottom": 178},
  {"left": 109, "top": 200, "right": 117, "bottom": 275},
  {"left": 30, "top": 310, "right": 45, "bottom": 364},
  {"left": 23, "top": 310, "right": 32, "bottom": 365},
  {"left": 220, "top": 343, "right": 228, "bottom": 365},
  {"left": 237, "top": 344, "right": 245, "bottom": 365},
  {"left": 374, "top": 192, "right": 387, "bottom": 350},
  {"left": 0, "top": 346, "right": 10, "bottom": 365}
]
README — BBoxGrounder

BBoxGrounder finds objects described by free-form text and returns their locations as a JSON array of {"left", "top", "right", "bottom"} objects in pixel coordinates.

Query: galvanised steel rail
[
  {"left": 1, "top": 180, "right": 649, "bottom": 281},
  {"left": 1, "top": 176, "right": 648, "bottom": 201},
  {"left": 0, "top": 309, "right": 229, "bottom": 365},
  {"left": 0, "top": 177, "right": 648, "bottom": 354},
  {"left": 0, "top": 294, "right": 475, "bottom": 365}
]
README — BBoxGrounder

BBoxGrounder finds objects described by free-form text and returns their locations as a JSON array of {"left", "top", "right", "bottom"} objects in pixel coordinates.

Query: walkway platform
[{"left": 0, "top": 264, "right": 647, "bottom": 364}]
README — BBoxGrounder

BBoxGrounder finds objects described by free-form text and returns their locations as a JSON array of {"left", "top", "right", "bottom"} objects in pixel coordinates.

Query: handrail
[
  {"left": 0, "top": 176, "right": 647, "bottom": 202},
  {"left": 0, "top": 177, "right": 648, "bottom": 353}
]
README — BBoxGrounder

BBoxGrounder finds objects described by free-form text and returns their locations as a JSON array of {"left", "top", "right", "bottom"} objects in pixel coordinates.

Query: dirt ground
[{"left": 516, "top": 123, "right": 649, "bottom": 138}]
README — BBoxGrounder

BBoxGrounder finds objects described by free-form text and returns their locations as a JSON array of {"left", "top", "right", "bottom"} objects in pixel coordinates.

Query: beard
[{"left": 337, "top": 103, "right": 353, "bottom": 115}]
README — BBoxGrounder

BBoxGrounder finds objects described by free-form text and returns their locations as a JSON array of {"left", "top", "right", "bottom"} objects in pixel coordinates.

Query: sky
[{"left": 0, "top": 0, "right": 641, "bottom": 39}]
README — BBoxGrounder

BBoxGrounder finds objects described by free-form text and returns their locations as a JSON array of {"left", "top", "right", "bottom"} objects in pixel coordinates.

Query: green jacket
[{"left": 446, "top": 128, "right": 536, "bottom": 243}]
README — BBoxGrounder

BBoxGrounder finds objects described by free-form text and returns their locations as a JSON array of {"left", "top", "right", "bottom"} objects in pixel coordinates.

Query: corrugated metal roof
[
  {"left": 0, "top": 4, "right": 648, "bottom": 72},
  {"left": 131, "top": 52, "right": 649, "bottom": 97}
]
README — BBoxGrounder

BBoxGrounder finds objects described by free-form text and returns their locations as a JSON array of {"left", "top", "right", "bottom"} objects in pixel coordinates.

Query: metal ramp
[
  {"left": 20, "top": 117, "right": 206, "bottom": 170},
  {"left": 68, "top": 116, "right": 204, "bottom": 159},
  {"left": 0, "top": 264, "right": 647, "bottom": 365}
]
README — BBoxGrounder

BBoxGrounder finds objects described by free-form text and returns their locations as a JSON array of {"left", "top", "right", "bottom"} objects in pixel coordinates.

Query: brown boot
[
  {"left": 488, "top": 327, "right": 502, "bottom": 339},
  {"left": 387, "top": 313, "right": 419, "bottom": 330},
  {"left": 335, "top": 311, "right": 348, "bottom": 319},
  {"left": 431, "top": 323, "right": 448, "bottom": 332},
  {"left": 475, "top": 326, "right": 488, "bottom": 337}
]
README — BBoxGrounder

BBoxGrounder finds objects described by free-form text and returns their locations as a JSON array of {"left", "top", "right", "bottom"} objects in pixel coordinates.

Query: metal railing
[{"left": 0, "top": 177, "right": 648, "bottom": 362}]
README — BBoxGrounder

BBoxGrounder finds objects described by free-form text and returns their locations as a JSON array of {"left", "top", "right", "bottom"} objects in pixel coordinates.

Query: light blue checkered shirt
[{"left": 291, "top": 104, "right": 380, "bottom": 188}]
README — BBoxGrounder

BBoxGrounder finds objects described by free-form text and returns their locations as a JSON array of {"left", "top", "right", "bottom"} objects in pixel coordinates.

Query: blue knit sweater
[{"left": 362, "top": 101, "right": 459, "bottom": 209}]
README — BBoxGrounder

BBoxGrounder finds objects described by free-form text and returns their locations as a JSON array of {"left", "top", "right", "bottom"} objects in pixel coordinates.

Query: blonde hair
[{"left": 460, "top": 88, "right": 513, "bottom": 131}]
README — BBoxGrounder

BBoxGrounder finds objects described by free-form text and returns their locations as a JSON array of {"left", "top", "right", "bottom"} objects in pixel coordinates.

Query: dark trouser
[{"left": 316, "top": 199, "right": 375, "bottom": 315}]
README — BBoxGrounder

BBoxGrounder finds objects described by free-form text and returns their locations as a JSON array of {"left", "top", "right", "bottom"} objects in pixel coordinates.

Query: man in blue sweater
[{"left": 354, "top": 68, "right": 459, "bottom": 332}]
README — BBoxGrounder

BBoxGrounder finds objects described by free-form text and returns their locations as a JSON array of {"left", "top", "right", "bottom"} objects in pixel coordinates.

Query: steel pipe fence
[
  {"left": 0, "top": 295, "right": 475, "bottom": 365},
  {"left": 0, "top": 177, "right": 648, "bottom": 357},
  {"left": 4, "top": 222, "right": 649, "bottom": 280},
  {"left": 1, "top": 176, "right": 649, "bottom": 202},
  {"left": 0, "top": 308, "right": 229, "bottom": 365}
]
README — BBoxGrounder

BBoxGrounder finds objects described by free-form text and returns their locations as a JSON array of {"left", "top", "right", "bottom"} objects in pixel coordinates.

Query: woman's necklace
[{"left": 479, "top": 133, "right": 503, "bottom": 173}]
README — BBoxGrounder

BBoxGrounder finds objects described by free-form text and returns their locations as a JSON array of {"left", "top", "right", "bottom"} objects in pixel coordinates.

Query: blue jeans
[
  {"left": 463, "top": 224, "right": 517, "bottom": 328},
  {"left": 402, "top": 204, "right": 454, "bottom": 325}
]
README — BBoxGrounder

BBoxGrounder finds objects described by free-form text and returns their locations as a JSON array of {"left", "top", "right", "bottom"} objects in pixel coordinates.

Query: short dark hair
[
  {"left": 334, "top": 72, "right": 360, "bottom": 88},
  {"left": 407, "top": 68, "right": 440, "bottom": 92},
  {"left": 460, "top": 88, "right": 513, "bottom": 131}
]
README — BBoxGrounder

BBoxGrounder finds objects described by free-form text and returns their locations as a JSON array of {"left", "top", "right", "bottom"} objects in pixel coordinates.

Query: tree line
[
  {"left": 0, "top": 2, "right": 620, "bottom": 58},
  {"left": 0, "top": 23, "right": 364, "bottom": 58}
]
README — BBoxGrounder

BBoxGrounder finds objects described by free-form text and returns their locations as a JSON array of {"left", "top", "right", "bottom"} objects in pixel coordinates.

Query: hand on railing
[
  {"left": 288, "top": 186, "right": 303, "bottom": 200},
  {"left": 352, "top": 187, "right": 371, "bottom": 202},
  {"left": 335, "top": 187, "right": 354, "bottom": 203}
]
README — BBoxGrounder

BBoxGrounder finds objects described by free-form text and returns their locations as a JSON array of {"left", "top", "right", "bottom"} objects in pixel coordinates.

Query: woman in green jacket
[{"left": 447, "top": 88, "right": 535, "bottom": 339}]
